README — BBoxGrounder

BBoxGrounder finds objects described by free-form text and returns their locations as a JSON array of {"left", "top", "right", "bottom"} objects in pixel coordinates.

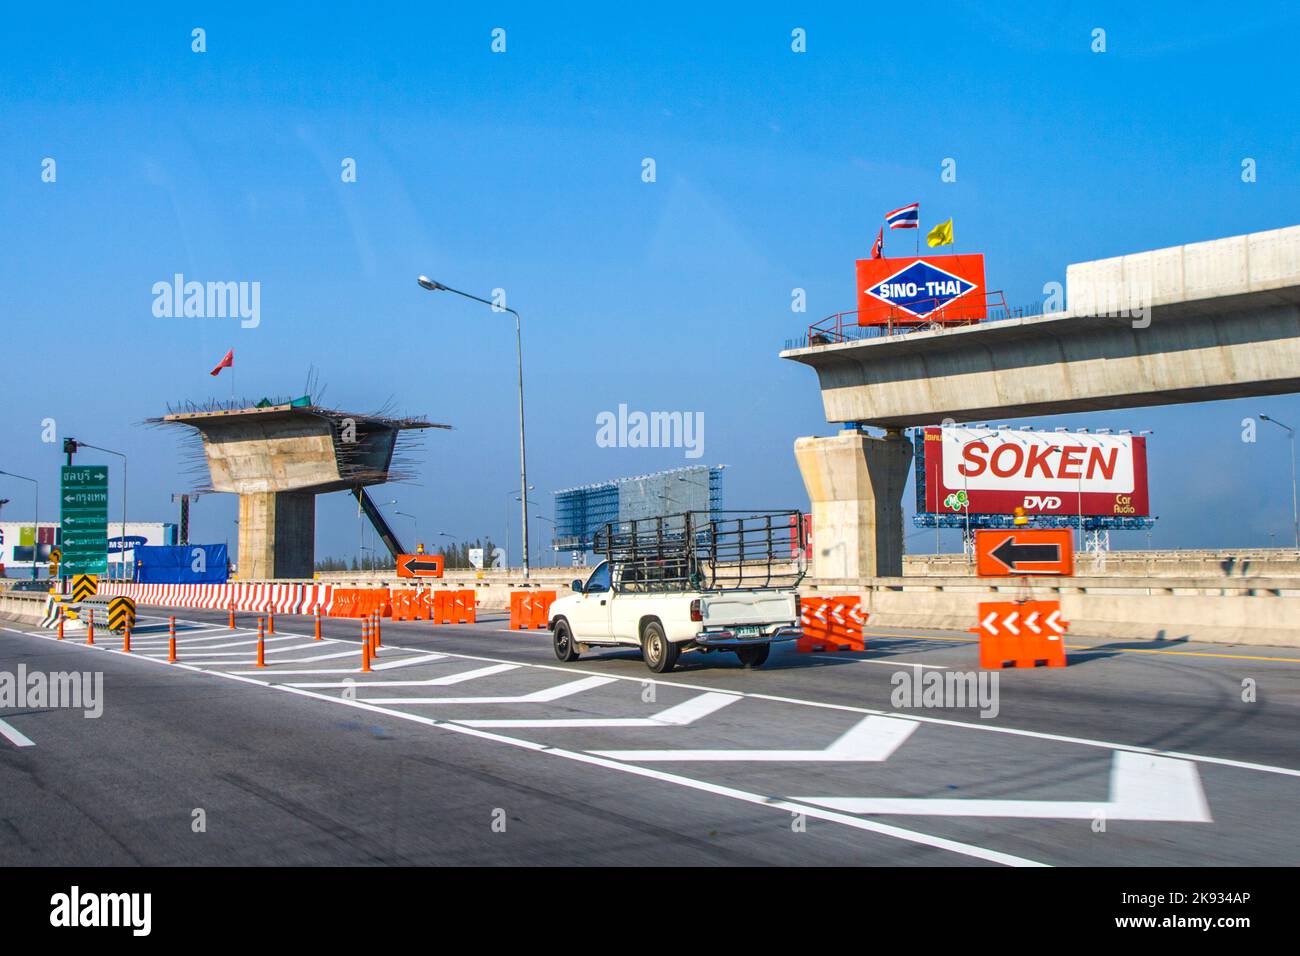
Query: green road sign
[{"left": 60, "top": 465, "right": 108, "bottom": 575}]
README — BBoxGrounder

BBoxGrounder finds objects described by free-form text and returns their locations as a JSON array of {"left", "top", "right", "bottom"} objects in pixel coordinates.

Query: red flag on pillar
[
  {"left": 210, "top": 349, "right": 234, "bottom": 376},
  {"left": 871, "top": 226, "right": 884, "bottom": 259}
]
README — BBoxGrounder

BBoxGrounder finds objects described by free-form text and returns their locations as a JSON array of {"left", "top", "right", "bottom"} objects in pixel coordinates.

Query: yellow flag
[{"left": 926, "top": 218, "right": 953, "bottom": 247}]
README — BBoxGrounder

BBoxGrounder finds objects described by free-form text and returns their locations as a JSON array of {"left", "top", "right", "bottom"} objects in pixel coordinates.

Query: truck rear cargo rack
[{"left": 592, "top": 510, "right": 806, "bottom": 592}]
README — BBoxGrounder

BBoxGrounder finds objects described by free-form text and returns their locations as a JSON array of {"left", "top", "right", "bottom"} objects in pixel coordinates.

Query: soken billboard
[
  {"left": 920, "top": 426, "right": 1150, "bottom": 518},
  {"left": 855, "top": 254, "right": 987, "bottom": 325}
]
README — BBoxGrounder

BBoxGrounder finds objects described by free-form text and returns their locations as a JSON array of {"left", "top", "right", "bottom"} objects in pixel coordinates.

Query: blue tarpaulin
[{"left": 134, "top": 545, "right": 229, "bottom": 584}]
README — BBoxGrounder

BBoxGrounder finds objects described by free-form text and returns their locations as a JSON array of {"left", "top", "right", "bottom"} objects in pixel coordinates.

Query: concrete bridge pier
[
  {"left": 794, "top": 429, "right": 912, "bottom": 579},
  {"left": 238, "top": 491, "right": 316, "bottom": 580}
]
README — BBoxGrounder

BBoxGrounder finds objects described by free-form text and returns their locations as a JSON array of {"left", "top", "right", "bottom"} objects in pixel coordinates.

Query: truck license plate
[{"left": 734, "top": 626, "right": 763, "bottom": 638}]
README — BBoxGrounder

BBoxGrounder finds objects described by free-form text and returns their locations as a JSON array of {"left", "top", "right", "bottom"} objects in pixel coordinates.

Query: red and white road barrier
[{"left": 95, "top": 582, "right": 336, "bottom": 615}]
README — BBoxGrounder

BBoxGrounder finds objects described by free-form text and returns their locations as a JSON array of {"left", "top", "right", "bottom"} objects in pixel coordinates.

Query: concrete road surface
[{"left": 1, "top": 607, "right": 1297, "bottom": 867}]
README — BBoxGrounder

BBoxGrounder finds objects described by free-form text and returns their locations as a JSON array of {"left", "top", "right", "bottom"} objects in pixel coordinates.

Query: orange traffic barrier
[
  {"left": 391, "top": 589, "right": 431, "bottom": 622},
  {"left": 314, "top": 607, "right": 323, "bottom": 640},
  {"left": 509, "top": 591, "right": 556, "bottom": 630},
  {"left": 267, "top": 612, "right": 275, "bottom": 635},
  {"left": 168, "top": 635, "right": 177, "bottom": 663},
  {"left": 372, "top": 610, "right": 382, "bottom": 650},
  {"left": 328, "top": 589, "right": 358, "bottom": 618},
  {"left": 328, "top": 588, "right": 393, "bottom": 619},
  {"left": 361, "top": 619, "right": 372, "bottom": 672},
  {"left": 971, "top": 600, "right": 1068, "bottom": 669},
  {"left": 433, "top": 589, "right": 477, "bottom": 625},
  {"left": 57, "top": 610, "right": 64, "bottom": 640},
  {"left": 256, "top": 618, "right": 267, "bottom": 668},
  {"left": 87, "top": 619, "right": 95, "bottom": 645},
  {"left": 412, "top": 589, "right": 432, "bottom": 621},
  {"left": 228, "top": 605, "right": 236, "bottom": 629},
  {"left": 797, "top": 596, "right": 867, "bottom": 652},
  {"left": 123, "top": 624, "right": 132, "bottom": 654}
]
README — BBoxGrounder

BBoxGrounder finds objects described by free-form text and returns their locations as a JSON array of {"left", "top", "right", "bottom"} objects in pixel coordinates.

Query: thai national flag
[{"left": 885, "top": 202, "right": 920, "bottom": 230}]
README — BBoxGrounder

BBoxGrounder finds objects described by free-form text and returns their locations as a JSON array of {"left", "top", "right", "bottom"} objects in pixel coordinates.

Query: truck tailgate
[{"left": 701, "top": 591, "right": 796, "bottom": 625}]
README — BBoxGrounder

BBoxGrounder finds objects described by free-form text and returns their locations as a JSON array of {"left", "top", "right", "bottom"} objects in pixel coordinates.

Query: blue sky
[{"left": 2, "top": 1, "right": 1299, "bottom": 561}]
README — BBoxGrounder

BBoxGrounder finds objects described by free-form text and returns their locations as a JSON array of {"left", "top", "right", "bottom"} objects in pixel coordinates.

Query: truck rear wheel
[
  {"left": 736, "top": 644, "right": 770, "bottom": 668},
  {"left": 642, "top": 622, "right": 679, "bottom": 673},
  {"left": 553, "top": 620, "right": 580, "bottom": 662}
]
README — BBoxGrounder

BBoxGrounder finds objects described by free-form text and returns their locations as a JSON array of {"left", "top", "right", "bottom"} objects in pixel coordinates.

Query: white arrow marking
[
  {"left": 814, "top": 604, "right": 828, "bottom": 622},
  {"left": 590, "top": 715, "right": 918, "bottom": 763},
  {"left": 365, "top": 675, "right": 615, "bottom": 705},
  {"left": 793, "top": 752, "right": 1211, "bottom": 822},
  {"left": 830, "top": 605, "right": 845, "bottom": 624},
  {"left": 1046, "top": 610, "right": 1063, "bottom": 633},
  {"left": 0, "top": 718, "right": 35, "bottom": 748},
  {"left": 1024, "top": 612, "right": 1041, "bottom": 634},
  {"left": 1004, "top": 611, "right": 1020, "bottom": 636},
  {"left": 459, "top": 691, "right": 738, "bottom": 728},
  {"left": 980, "top": 612, "right": 999, "bottom": 635}
]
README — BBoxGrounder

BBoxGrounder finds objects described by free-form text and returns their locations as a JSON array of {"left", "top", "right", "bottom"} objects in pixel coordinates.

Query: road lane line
[
  {"left": 461, "top": 690, "right": 739, "bottom": 728},
  {"left": 796, "top": 752, "right": 1213, "bottom": 822},
  {"left": 0, "top": 717, "right": 35, "bottom": 748},
  {"left": 594, "top": 714, "right": 919, "bottom": 763},
  {"left": 860, "top": 631, "right": 1300, "bottom": 663},
  {"left": 366, "top": 675, "right": 616, "bottom": 705},
  {"left": 7, "top": 619, "right": 1299, "bottom": 779},
  {"left": 284, "top": 662, "right": 519, "bottom": 689}
]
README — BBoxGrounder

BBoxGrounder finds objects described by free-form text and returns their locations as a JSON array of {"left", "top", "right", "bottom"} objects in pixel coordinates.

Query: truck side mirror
[{"left": 571, "top": 579, "right": 584, "bottom": 593}]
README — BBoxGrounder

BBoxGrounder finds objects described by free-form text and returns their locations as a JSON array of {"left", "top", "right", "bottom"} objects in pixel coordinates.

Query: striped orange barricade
[
  {"left": 797, "top": 595, "right": 867, "bottom": 652},
  {"left": 453, "top": 589, "right": 476, "bottom": 624},
  {"left": 509, "top": 591, "right": 556, "bottom": 630},
  {"left": 970, "top": 600, "right": 1068, "bottom": 669},
  {"left": 328, "top": 589, "right": 360, "bottom": 618},
  {"left": 390, "top": 590, "right": 415, "bottom": 621}
]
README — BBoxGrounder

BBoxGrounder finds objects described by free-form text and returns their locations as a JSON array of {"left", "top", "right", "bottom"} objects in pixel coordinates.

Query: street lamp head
[{"left": 417, "top": 275, "right": 445, "bottom": 291}]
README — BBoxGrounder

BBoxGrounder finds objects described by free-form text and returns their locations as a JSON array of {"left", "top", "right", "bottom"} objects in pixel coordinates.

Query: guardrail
[{"left": 785, "top": 292, "right": 1045, "bottom": 350}]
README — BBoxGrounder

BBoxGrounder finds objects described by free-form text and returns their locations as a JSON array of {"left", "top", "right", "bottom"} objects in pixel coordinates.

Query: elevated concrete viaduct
[
  {"left": 156, "top": 403, "right": 443, "bottom": 579},
  {"left": 781, "top": 225, "right": 1300, "bottom": 578}
]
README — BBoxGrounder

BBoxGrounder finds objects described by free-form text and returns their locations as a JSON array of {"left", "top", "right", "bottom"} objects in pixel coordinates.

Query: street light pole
[
  {"left": 395, "top": 510, "right": 418, "bottom": 549},
  {"left": 0, "top": 470, "right": 39, "bottom": 580},
  {"left": 1261, "top": 414, "right": 1300, "bottom": 550},
  {"left": 68, "top": 440, "right": 126, "bottom": 581},
  {"left": 533, "top": 514, "right": 555, "bottom": 568},
  {"left": 419, "top": 276, "right": 531, "bottom": 578}
]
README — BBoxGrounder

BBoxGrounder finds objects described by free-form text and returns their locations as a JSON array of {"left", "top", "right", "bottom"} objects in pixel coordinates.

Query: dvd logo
[{"left": 1023, "top": 496, "right": 1062, "bottom": 510}]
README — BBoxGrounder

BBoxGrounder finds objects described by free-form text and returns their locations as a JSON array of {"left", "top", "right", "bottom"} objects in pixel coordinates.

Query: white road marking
[
  {"left": 214, "top": 651, "right": 445, "bottom": 677},
  {"left": 460, "top": 690, "right": 738, "bottom": 728},
  {"left": 193, "top": 649, "right": 362, "bottom": 667},
  {"left": 0, "top": 717, "right": 35, "bottom": 748},
  {"left": 594, "top": 714, "right": 918, "bottom": 763},
  {"left": 130, "top": 632, "right": 318, "bottom": 648},
  {"left": 286, "top": 662, "right": 519, "bottom": 689},
  {"left": 13, "top": 615, "right": 1299, "bottom": 779},
  {"left": 366, "top": 675, "right": 615, "bottom": 705},
  {"left": 143, "top": 640, "right": 326, "bottom": 657},
  {"left": 0, "top": 620, "right": 1045, "bottom": 866},
  {"left": 823, "top": 657, "right": 948, "bottom": 670},
  {"left": 796, "top": 752, "right": 1212, "bottom": 822}
]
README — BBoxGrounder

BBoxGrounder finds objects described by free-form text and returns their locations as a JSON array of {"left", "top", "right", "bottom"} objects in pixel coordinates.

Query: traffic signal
[{"left": 62, "top": 438, "right": 79, "bottom": 456}]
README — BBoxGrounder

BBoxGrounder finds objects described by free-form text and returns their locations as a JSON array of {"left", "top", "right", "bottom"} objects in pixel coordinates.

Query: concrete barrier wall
[
  {"left": 0, "top": 591, "right": 50, "bottom": 623},
  {"left": 806, "top": 576, "right": 1300, "bottom": 648},
  {"left": 904, "top": 549, "right": 1300, "bottom": 580}
]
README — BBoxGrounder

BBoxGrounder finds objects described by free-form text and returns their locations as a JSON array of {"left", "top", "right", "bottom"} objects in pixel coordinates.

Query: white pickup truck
[{"left": 547, "top": 510, "right": 805, "bottom": 673}]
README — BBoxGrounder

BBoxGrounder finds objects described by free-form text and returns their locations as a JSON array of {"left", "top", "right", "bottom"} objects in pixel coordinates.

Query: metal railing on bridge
[{"left": 784, "top": 291, "right": 1045, "bottom": 350}]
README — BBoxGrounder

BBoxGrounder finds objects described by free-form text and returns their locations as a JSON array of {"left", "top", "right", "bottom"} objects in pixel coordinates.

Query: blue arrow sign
[{"left": 864, "top": 260, "right": 978, "bottom": 318}]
